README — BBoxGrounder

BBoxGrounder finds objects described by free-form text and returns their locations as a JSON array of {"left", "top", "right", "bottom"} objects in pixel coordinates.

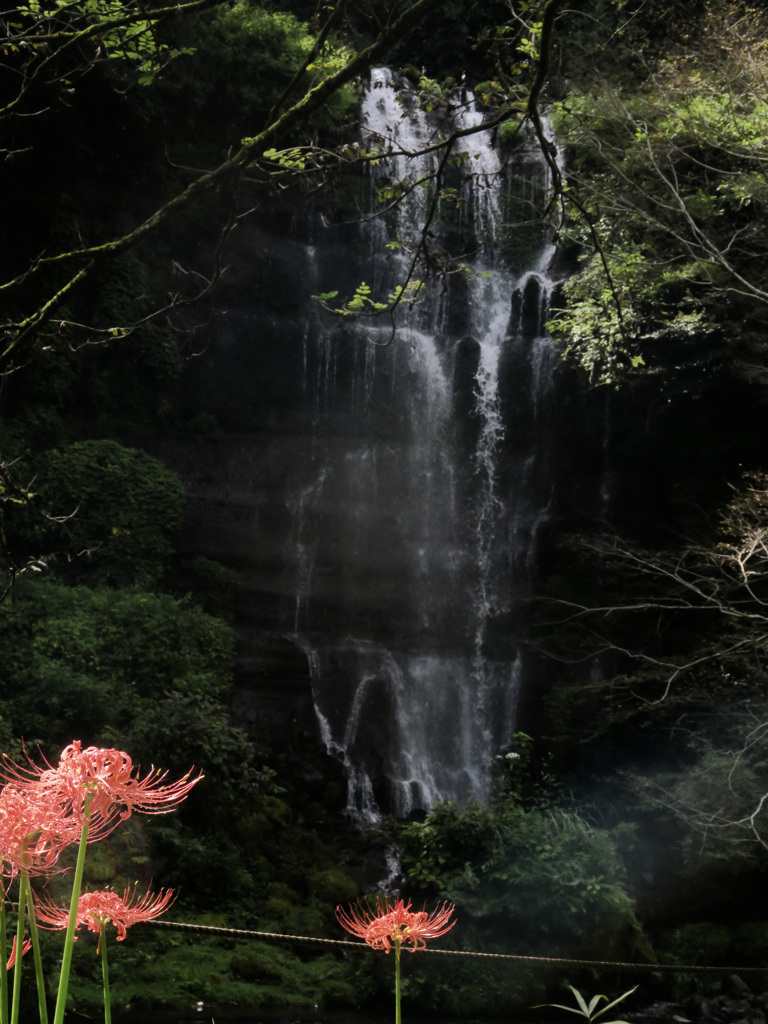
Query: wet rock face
[
  {"left": 152, "top": 76, "right": 602, "bottom": 820},
  {"left": 629, "top": 976, "right": 768, "bottom": 1024},
  {"left": 512, "top": 275, "right": 543, "bottom": 337},
  {"left": 230, "top": 635, "right": 319, "bottom": 746}
]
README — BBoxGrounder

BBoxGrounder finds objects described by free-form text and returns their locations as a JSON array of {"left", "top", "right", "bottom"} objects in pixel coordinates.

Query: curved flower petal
[
  {"left": 46, "top": 742, "right": 203, "bottom": 824},
  {"left": 0, "top": 783, "right": 70, "bottom": 879},
  {"left": 0, "top": 741, "right": 203, "bottom": 842},
  {"left": 5, "top": 935, "right": 32, "bottom": 971},
  {"left": 336, "top": 897, "right": 455, "bottom": 953},
  {"left": 35, "top": 884, "right": 176, "bottom": 943}
]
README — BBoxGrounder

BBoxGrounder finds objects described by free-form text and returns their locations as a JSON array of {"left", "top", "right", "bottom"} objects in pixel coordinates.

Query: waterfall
[{"left": 284, "top": 69, "right": 562, "bottom": 821}]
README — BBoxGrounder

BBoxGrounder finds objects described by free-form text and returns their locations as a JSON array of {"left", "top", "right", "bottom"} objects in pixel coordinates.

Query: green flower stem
[
  {"left": 99, "top": 926, "right": 111, "bottom": 1024},
  {"left": 22, "top": 875, "right": 49, "bottom": 1024},
  {"left": 394, "top": 941, "right": 401, "bottom": 1024},
  {"left": 10, "top": 879, "right": 27, "bottom": 1024},
  {"left": 1, "top": 897, "right": 9, "bottom": 1024},
  {"left": 52, "top": 798, "right": 93, "bottom": 1024}
]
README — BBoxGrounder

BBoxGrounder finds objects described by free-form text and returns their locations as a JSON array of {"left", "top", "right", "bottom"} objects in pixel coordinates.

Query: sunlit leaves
[
  {"left": 416, "top": 73, "right": 448, "bottom": 113},
  {"left": 263, "top": 147, "right": 308, "bottom": 171},
  {"left": 346, "top": 281, "right": 384, "bottom": 311},
  {"left": 517, "top": 20, "right": 543, "bottom": 61},
  {"left": 312, "top": 278, "right": 425, "bottom": 317},
  {"left": 11, "top": 0, "right": 197, "bottom": 89},
  {"left": 549, "top": 3, "right": 768, "bottom": 386},
  {"left": 377, "top": 176, "right": 410, "bottom": 204},
  {"left": 548, "top": 238, "right": 720, "bottom": 384}
]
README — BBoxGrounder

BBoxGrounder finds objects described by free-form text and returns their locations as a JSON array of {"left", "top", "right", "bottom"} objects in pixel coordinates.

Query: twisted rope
[{"left": 146, "top": 920, "right": 768, "bottom": 975}]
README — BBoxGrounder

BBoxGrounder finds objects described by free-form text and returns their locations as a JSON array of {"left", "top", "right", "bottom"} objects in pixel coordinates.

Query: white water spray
[{"left": 289, "top": 70, "right": 563, "bottom": 819}]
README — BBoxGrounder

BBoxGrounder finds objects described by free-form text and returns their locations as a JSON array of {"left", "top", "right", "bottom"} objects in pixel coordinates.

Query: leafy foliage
[
  {"left": 18, "top": 440, "right": 185, "bottom": 588},
  {"left": 314, "top": 278, "right": 425, "bottom": 316},
  {"left": 162, "top": 1, "right": 356, "bottom": 142},
  {"left": 391, "top": 794, "right": 650, "bottom": 1013},
  {"left": 0, "top": 577, "right": 232, "bottom": 745},
  {"left": 399, "top": 799, "right": 643, "bottom": 955},
  {"left": 30, "top": 911, "right": 358, "bottom": 1015},
  {"left": 549, "top": 3, "right": 768, "bottom": 387},
  {"left": 4, "top": 0, "right": 195, "bottom": 102},
  {"left": 536, "top": 461, "right": 768, "bottom": 941},
  {"left": 543, "top": 984, "right": 638, "bottom": 1024}
]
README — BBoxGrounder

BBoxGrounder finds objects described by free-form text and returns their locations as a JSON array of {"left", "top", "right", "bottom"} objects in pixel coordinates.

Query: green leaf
[
  {"left": 545, "top": 1004, "right": 592, "bottom": 1017},
  {"left": 594, "top": 987, "right": 638, "bottom": 1018},
  {"left": 570, "top": 986, "right": 592, "bottom": 1017}
]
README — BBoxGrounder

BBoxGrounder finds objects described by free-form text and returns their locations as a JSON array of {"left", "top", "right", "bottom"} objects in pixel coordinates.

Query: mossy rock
[
  {"left": 658, "top": 921, "right": 733, "bottom": 964},
  {"left": 306, "top": 865, "right": 358, "bottom": 904},
  {"left": 731, "top": 922, "right": 768, "bottom": 964},
  {"left": 230, "top": 950, "right": 284, "bottom": 981}
]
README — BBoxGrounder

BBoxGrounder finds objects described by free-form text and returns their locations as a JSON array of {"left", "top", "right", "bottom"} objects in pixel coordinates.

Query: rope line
[{"left": 146, "top": 920, "right": 768, "bottom": 975}]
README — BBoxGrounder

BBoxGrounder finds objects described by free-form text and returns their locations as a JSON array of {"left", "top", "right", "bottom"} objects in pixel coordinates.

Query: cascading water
[{"left": 285, "top": 69, "right": 563, "bottom": 821}]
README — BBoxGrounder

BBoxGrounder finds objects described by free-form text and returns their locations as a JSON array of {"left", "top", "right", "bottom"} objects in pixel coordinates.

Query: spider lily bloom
[
  {"left": 0, "top": 783, "right": 69, "bottom": 881},
  {"left": 337, "top": 898, "right": 455, "bottom": 1024},
  {"left": 0, "top": 744, "right": 200, "bottom": 1024},
  {"left": 35, "top": 885, "right": 176, "bottom": 949},
  {"left": 336, "top": 897, "right": 456, "bottom": 953},
  {"left": 37, "top": 887, "right": 176, "bottom": 1024},
  {"left": 0, "top": 783, "right": 69, "bottom": 1024},
  {"left": 50, "top": 742, "right": 202, "bottom": 820},
  {"left": 0, "top": 742, "right": 203, "bottom": 838}
]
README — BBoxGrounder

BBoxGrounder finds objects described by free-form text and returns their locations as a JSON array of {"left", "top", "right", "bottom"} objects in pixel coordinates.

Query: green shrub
[
  {"left": 29, "top": 439, "right": 185, "bottom": 587},
  {"left": 657, "top": 922, "right": 733, "bottom": 965},
  {"left": 732, "top": 922, "right": 768, "bottom": 965},
  {"left": 0, "top": 577, "right": 232, "bottom": 745},
  {"left": 163, "top": 2, "right": 355, "bottom": 140},
  {"left": 393, "top": 797, "right": 651, "bottom": 1014}
]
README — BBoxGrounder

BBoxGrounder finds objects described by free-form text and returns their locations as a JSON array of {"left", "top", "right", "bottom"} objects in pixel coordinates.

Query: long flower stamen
[{"left": 336, "top": 897, "right": 455, "bottom": 953}]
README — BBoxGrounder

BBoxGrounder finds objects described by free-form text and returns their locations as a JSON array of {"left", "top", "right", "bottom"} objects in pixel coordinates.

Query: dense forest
[{"left": 3, "top": 0, "right": 768, "bottom": 1018}]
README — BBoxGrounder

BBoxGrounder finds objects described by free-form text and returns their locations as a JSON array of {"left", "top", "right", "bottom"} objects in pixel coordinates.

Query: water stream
[{"left": 286, "top": 69, "right": 563, "bottom": 821}]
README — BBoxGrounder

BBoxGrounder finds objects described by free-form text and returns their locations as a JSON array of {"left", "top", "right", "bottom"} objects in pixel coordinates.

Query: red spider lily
[
  {"left": 0, "top": 741, "right": 202, "bottom": 839},
  {"left": 0, "top": 783, "right": 71, "bottom": 883},
  {"left": 5, "top": 935, "right": 31, "bottom": 971},
  {"left": 47, "top": 741, "right": 202, "bottom": 822},
  {"left": 35, "top": 885, "right": 176, "bottom": 947},
  {"left": 336, "top": 897, "right": 455, "bottom": 953}
]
